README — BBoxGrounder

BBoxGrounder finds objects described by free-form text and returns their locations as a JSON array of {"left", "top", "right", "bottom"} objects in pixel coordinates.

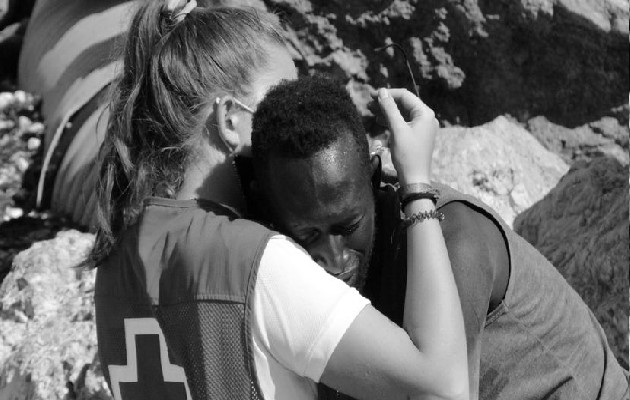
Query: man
[{"left": 249, "top": 76, "right": 629, "bottom": 399}]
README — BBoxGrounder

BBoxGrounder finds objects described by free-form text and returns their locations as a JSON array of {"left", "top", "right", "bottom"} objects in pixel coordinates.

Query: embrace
[{"left": 92, "top": 2, "right": 629, "bottom": 400}]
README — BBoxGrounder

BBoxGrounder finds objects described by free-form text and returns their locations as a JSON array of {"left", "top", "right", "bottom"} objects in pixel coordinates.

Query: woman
[{"left": 93, "top": 2, "right": 468, "bottom": 400}]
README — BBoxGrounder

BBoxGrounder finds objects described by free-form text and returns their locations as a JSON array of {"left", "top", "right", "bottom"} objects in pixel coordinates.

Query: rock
[
  {"left": 11, "top": 152, "right": 28, "bottom": 172},
  {"left": 0, "top": 230, "right": 111, "bottom": 400},
  {"left": 26, "top": 136, "right": 40, "bottom": 151},
  {"left": 26, "top": 122, "right": 43, "bottom": 135},
  {"left": 267, "top": 0, "right": 627, "bottom": 127},
  {"left": 527, "top": 107, "right": 630, "bottom": 165},
  {"left": 0, "top": 215, "right": 75, "bottom": 288},
  {"left": 514, "top": 157, "right": 630, "bottom": 368},
  {"left": 0, "top": 119, "right": 13, "bottom": 131},
  {"left": 2, "top": 205, "right": 21, "bottom": 220},
  {"left": 0, "top": 92, "right": 12, "bottom": 112},
  {"left": 374, "top": 116, "right": 569, "bottom": 226},
  {"left": 12, "top": 90, "right": 25, "bottom": 106},
  {"left": 0, "top": 89, "right": 44, "bottom": 222}
]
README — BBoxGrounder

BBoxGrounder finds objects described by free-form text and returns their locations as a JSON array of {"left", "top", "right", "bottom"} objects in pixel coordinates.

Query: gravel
[{"left": 0, "top": 90, "right": 76, "bottom": 285}]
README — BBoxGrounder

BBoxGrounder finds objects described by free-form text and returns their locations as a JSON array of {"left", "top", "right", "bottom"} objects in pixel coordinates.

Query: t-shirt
[{"left": 253, "top": 235, "right": 370, "bottom": 399}]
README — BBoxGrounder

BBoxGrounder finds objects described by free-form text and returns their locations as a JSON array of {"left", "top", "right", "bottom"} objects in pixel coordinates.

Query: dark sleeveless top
[
  {"left": 326, "top": 184, "right": 628, "bottom": 400},
  {"left": 95, "top": 198, "right": 273, "bottom": 400}
]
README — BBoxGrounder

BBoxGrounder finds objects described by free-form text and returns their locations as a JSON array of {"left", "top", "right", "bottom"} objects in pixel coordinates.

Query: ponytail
[{"left": 89, "top": 3, "right": 285, "bottom": 265}]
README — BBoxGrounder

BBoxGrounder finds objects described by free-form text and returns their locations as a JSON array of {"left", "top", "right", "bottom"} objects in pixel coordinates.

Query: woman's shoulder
[
  {"left": 139, "top": 199, "right": 277, "bottom": 303},
  {"left": 142, "top": 197, "right": 275, "bottom": 243}
]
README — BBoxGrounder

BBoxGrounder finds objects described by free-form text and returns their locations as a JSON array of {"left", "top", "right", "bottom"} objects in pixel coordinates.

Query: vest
[{"left": 95, "top": 198, "right": 273, "bottom": 400}]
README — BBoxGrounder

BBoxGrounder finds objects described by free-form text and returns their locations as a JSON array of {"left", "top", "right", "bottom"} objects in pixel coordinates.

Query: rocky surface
[
  {"left": 526, "top": 103, "right": 630, "bottom": 165},
  {"left": 514, "top": 156, "right": 629, "bottom": 369},
  {"left": 0, "top": 230, "right": 109, "bottom": 400},
  {"left": 0, "top": 90, "right": 44, "bottom": 217},
  {"left": 268, "top": 0, "right": 628, "bottom": 129},
  {"left": 0, "top": 89, "right": 81, "bottom": 399},
  {"left": 374, "top": 116, "right": 570, "bottom": 226},
  {"left": 0, "top": 90, "right": 70, "bottom": 287}
]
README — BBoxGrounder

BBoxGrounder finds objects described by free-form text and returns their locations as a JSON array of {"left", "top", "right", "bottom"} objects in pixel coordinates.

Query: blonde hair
[{"left": 91, "top": 3, "right": 285, "bottom": 265}]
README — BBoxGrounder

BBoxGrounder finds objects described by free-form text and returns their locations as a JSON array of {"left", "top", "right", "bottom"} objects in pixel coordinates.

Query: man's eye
[
  {"left": 336, "top": 221, "right": 360, "bottom": 236},
  {"left": 298, "top": 230, "right": 319, "bottom": 245}
]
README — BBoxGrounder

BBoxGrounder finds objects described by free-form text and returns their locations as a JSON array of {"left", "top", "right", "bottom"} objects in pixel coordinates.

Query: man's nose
[{"left": 311, "top": 235, "right": 350, "bottom": 275}]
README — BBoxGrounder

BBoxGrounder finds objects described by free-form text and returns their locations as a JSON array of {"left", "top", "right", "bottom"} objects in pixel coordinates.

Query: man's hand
[{"left": 371, "top": 88, "right": 439, "bottom": 186}]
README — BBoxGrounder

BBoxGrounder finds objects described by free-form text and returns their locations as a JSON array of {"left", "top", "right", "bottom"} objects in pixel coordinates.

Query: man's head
[{"left": 252, "top": 76, "right": 378, "bottom": 290}]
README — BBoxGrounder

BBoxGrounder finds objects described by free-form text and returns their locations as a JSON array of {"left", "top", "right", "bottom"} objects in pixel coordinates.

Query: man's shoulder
[
  {"left": 440, "top": 201, "right": 496, "bottom": 244},
  {"left": 375, "top": 183, "right": 505, "bottom": 271},
  {"left": 376, "top": 183, "right": 499, "bottom": 246},
  {"left": 373, "top": 183, "right": 508, "bottom": 328},
  {"left": 435, "top": 192, "right": 510, "bottom": 312}
]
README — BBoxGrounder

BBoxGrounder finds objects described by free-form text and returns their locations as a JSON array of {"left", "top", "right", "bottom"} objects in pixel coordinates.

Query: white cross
[{"left": 108, "top": 318, "right": 192, "bottom": 400}]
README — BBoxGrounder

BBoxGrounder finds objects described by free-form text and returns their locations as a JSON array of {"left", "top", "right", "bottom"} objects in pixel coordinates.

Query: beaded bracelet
[{"left": 401, "top": 209, "right": 445, "bottom": 229}]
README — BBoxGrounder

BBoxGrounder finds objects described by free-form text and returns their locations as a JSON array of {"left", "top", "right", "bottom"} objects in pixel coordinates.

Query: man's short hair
[{"left": 252, "top": 75, "right": 370, "bottom": 176}]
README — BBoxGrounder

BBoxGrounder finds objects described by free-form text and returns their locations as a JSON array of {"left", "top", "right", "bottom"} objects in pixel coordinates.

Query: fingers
[
  {"left": 372, "top": 88, "right": 434, "bottom": 123},
  {"left": 369, "top": 88, "right": 438, "bottom": 185},
  {"left": 376, "top": 88, "right": 407, "bottom": 132},
  {"left": 387, "top": 89, "right": 434, "bottom": 121},
  {"left": 367, "top": 99, "right": 388, "bottom": 127}
]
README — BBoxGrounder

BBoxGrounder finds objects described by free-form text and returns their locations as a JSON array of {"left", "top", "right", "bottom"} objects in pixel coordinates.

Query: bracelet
[
  {"left": 399, "top": 183, "right": 440, "bottom": 212},
  {"left": 399, "top": 182, "right": 439, "bottom": 200},
  {"left": 400, "top": 192, "right": 438, "bottom": 210},
  {"left": 401, "top": 209, "right": 445, "bottom": 229}
]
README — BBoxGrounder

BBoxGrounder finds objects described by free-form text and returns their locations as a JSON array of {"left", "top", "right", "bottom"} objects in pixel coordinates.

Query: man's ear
[
  {"left": 370, "top": 154, "right": 382, "bottom": 192},
  {"left": 214, "top": 96, "right": 242, "bottom": 154}
]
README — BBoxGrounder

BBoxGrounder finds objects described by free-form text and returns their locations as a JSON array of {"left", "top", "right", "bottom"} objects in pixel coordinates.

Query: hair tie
[{"left": 167, "top": 0, "right": 197, "bottom": 23}]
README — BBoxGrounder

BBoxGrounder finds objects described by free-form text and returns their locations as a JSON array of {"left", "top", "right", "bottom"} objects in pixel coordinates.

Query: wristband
[
  {"left": 399, "top": 182, "right": 438, "bottom": 199},
  {"left": 399, "top": 183, "right": 440, "bottom": 211},
  {"left": 400, "top": 192, "right": 439, "bottom": 210}
]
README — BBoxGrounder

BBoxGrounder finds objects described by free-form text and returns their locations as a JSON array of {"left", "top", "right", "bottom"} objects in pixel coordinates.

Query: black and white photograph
[{"left": 0, "top": 0, "right": 628, "bottom": 399}]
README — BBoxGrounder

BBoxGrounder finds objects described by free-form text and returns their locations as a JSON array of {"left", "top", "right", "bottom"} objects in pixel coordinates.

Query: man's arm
[{"left": 439, "top": 201, "right": 510, "bottom": 400}]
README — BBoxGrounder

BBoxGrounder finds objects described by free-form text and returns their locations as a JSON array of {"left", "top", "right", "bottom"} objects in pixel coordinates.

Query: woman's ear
[
  {"left": 370, "top": 154, "right": 382, "bottom": 191},
  {"left": 214, "top": 96, "right": 242, "bottom": 154}
]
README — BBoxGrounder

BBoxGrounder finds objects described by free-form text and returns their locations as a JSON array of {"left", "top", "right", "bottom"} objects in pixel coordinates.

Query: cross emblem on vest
[{"left": 109, "top": 318, "right": 192, "bottom": 400}]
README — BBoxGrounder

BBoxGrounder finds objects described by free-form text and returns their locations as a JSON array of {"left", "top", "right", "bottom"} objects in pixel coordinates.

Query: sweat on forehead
[
  {"left": 264, "top": 135, "right": 373, "bottom": 219},
  {"left": 251, "top": 75, "right": 369, "bottom": 173}
]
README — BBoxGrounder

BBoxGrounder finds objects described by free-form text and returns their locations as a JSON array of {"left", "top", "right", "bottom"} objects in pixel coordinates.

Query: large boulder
[
  {"left": 268, "top": 0, "right": 628, "bottom": 128},
  {"left": 514, "top": 156, "right": 629, "bottom": 368},
  {"left": 0, "top": 230, "right": 111, "bottom": 400},
  {"left": 375, "top": 116, "right": 569, "bottom": 226},
  {"left": 526, "top": 104, "right": 629, "bottom": 165}
]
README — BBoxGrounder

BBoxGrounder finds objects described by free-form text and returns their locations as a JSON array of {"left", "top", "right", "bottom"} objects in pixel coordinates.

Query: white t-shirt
[{"left": 252, "top": 235, "right": 370, "bottom": 400}]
